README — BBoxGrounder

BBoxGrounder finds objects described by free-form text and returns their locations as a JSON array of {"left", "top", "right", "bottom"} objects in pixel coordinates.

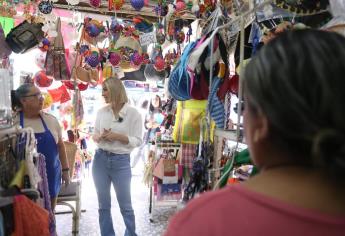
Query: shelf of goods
[
  {"left": 149, "top": 141, "right": 182, "bottom": 222},
  {"left": 211, "top": 129, "right": 247, "bottom": 188}
]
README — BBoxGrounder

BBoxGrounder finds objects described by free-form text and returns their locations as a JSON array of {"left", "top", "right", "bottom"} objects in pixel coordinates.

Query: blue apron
[{"left": 20, "top": 112, "right": 62, "bottom": 198}]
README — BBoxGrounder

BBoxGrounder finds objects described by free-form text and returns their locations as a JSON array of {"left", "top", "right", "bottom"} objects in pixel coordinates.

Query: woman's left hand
[{"left": 62, "top": 171, "right": 70, "bottom": 185}]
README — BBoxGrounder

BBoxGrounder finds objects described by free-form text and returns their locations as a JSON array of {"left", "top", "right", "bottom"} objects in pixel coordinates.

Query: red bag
[{"left": 47, "top": 84, "right": 71, "bottom": 103}]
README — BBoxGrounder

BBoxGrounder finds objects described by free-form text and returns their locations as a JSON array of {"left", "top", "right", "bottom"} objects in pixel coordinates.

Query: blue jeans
[{"left": 92, "top": 149, "right": 137, "bottom": 236}]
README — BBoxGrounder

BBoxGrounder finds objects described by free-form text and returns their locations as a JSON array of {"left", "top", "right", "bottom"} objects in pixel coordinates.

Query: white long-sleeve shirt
[{"left": 94, "top": 103, "right": 143, "bottom": 154}]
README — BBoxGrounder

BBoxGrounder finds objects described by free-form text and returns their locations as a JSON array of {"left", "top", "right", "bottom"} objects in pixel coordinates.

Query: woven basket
[
  {"left": 63, "top": 141, "right": 78, "bottom": 178},
  {"left": 115, "top": 36, "right": 142, "bottom": 72}
]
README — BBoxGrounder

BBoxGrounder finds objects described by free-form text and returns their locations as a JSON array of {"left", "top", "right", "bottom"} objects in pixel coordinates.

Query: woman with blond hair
[{"left": 92, "top": 78, "right": 142, "bottom": 236}]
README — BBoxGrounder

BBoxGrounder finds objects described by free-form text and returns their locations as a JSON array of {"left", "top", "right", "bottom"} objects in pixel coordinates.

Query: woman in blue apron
[{"left": 15, "top": 84, "right": 70, "bottom": 210}]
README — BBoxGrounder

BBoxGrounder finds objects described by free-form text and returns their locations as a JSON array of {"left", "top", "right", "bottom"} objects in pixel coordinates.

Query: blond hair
[{"left": 103, "top": 77, "right": 128, "bottom": 118}]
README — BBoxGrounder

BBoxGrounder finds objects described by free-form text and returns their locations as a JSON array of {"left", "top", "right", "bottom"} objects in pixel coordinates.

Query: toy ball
[
  {"left": 35, "top": 53, "right": 46, "bottom": 69},
  {"left": 34, "top": 71, "right": 53, "bottom": 88},
  {"left": 42, "top": 92, "right": 54, "bottom": 109},
  {"left": 113, "top": 0, "right": 124, "bottom": 10},
  {"left": 86, "top": 24, "right": 100, "bottom": 37},
  {"left": 39, "top": 38, "right": 50, "bottom": 51},
  {"left": 130, "top": 52, "right": 143, "bottom": 66},
  {"left": 130, "top": 0, "right": 145, "bottom": 11},
  {"left": 154, "top": 56, "right": 165, "bottom": 71},
  {"left": 79, "top": 45, "right": 90, "bottom": 56},
  {"left": 109, "top": 52, "right": 121, "bottom": 66},
  {"left": 175, "top": 1, "right": 186, "bottom": 11},
  {"left": 86, "top": 53, "right": 100, "bottom": 68},
  {"left": 38, "top": 1, "right": 53, "bottom": 14},
  {"left": 89, "top": 0, "right": 101, "bottom": 7}
]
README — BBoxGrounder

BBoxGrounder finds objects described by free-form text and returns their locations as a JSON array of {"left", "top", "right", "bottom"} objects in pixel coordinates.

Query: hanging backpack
[{"left": 6, "top": 20, "right": 44, "bottom": 54}]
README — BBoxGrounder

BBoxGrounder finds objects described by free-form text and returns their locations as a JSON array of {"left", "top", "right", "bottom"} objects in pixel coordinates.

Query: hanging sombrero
[{"left": 273, "top": 0, "right": 329, "bottom": 16}]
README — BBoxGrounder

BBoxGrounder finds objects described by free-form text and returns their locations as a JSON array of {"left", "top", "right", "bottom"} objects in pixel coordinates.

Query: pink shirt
[{"left": 164, "top": 185, "right": 345, "bottom": 236}]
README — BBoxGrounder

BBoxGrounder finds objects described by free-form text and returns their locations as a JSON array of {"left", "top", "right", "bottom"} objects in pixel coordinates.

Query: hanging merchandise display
[
  {"left": 0, "top": 23, "right": 12, "bottom": 59},
  {"left": 47, "top": 84, "right": 71, "bottom": 103},
  {"left": 114, "top": 35, "right": 143, "bottom": 72},
  {"left": 63, "top": 80, "right": 89, "bottom": 91},
  {"left": 133, "top": 16, "right": 153, "bottom": 33},
  {"left": 33, "top": 71, "right": 53, "bottom": 88},
  {"left": 0, "top": 69, "right": 12, "bottom": 129},
  {"left": 42, "top": 92, "right": 54, "bottom": 109},
  {"left": 168, "top": 41, "right": 197, "bottom": 101},
  {"left": 273, "top": 0, "right": 329, "bottom": 15},
  {"left": 183, "top": 118, "right": 212, "bottom": 202},
  {"left": 173, "top": 100, "right": 207, "bottom": 144},
  {"left": 6, "top": 20, "right": 44, "bottom": 54},
  {"left": 38, "top": 38, "right": 50, "bottom": 52},
  {"left": 130, "top": 0, "right": 145, "bottom": 11},
  {"left": 89, "top": 0, "right": 101, "bottom": 8},
  {"left": 38, "top": 1, "right": 53, "bottom": 14},
  {"left": 45, "top": 18, "right": 71, "bottom": 80},
  {"left": 208, "top": 76, "right": 224, "bottom": 129}
]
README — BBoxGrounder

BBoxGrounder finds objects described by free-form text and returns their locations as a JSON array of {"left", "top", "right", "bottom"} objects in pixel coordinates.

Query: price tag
[{"left": 139, "top": 32, "right": 156, "bottom": 46}]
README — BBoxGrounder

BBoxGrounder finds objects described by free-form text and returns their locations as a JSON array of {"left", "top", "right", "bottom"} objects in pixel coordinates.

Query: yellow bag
[
  {"left": 173, "top": 100, "right": 207, "bottom": 144},
  {"left": 10, "top": 160, "right": 26, "bottom": 188}
]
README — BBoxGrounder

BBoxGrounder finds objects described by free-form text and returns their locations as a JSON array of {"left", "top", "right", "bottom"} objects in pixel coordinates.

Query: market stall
[{"left": 1, "top": 0, "right": 344, "bottom": 235}]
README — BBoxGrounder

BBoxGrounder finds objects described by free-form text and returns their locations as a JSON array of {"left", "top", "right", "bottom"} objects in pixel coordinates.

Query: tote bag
[{"left": 173, "top": 100, "right": 207, "bottom": 144}]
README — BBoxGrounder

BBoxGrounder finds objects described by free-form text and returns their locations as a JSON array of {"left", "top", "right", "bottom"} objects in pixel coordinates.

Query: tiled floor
[{"left": 55, "top": 161, "right": 179, "bottom": 236}]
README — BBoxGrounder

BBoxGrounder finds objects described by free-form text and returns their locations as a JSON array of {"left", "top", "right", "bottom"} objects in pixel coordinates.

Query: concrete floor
[{"left": 55, "top": 161, "right": 179, "bottom": 236}]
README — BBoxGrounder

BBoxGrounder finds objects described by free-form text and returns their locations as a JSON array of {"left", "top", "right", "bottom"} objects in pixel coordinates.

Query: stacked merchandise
[{"left": 152, "top": 143, "right": 182, "bottom": 201}]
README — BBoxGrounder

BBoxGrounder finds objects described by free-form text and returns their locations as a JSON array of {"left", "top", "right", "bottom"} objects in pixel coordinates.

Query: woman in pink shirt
[{"left": 164, "top": 29, "right": 345, "bottom": 236}]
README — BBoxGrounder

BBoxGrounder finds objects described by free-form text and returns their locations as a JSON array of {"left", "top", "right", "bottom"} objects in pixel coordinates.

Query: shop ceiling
[{"left": 53, "top": 0, "right": 196, "bottom": 22}]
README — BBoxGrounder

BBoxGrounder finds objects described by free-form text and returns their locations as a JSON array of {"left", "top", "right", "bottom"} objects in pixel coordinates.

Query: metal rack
[{"left": 148, "top": 141, "right": 181, "bottom": 222}]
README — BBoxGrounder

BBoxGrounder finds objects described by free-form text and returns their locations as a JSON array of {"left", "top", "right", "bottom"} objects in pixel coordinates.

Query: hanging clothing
[
  {"left": 37, "top": 154, "right": 56, "bottom": 235},
  {"left": 13, "top": 195, "right": 49, "bottom": 236},
  {"left": 181, "top": 144, "right": 197, "bottom": 171},
  {"left": 20, "top": 112, "right": 61, "bottom": 198}
]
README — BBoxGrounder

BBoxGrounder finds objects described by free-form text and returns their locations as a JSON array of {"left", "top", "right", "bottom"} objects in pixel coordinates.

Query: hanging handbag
[
  {"left": 168, "top": 41, "right": 197, "bottom": 101},
  {"left": 172, "top": 100, "right": 207, "bottom": 144},
  {"left": 45, "top": 17, "right": 71, "bottom": 80},
  {"left": 6, "top": 20, "right": 44, "bottom": 54}
]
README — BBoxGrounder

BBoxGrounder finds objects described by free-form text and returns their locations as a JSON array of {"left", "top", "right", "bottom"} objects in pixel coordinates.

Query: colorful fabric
[
  {"left": 173, "top": 100, "right": 207, "bottom": 144},
  {"left": 37, "top": 154, "right": 56, "bottom": 236},
  {"left": 208, "top": 76, "right": 224, "bottom": 129},
  {"left": 168, "top": 41, "right": 197, "bottom": 101},
  {"left": 181, "top": 144, "right": 197, "bottom": 170},
  {"left": 165, "top": 184, "right": 345, "bottom": 236},
  {"left": 13, "top": 195, "right": 49, "bottom": 236}
]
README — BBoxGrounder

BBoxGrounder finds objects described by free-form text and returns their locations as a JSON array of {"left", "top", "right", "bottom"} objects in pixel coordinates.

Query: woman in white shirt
[{"left": 92, "top": 78, "right": 142, "bottom": 236}]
